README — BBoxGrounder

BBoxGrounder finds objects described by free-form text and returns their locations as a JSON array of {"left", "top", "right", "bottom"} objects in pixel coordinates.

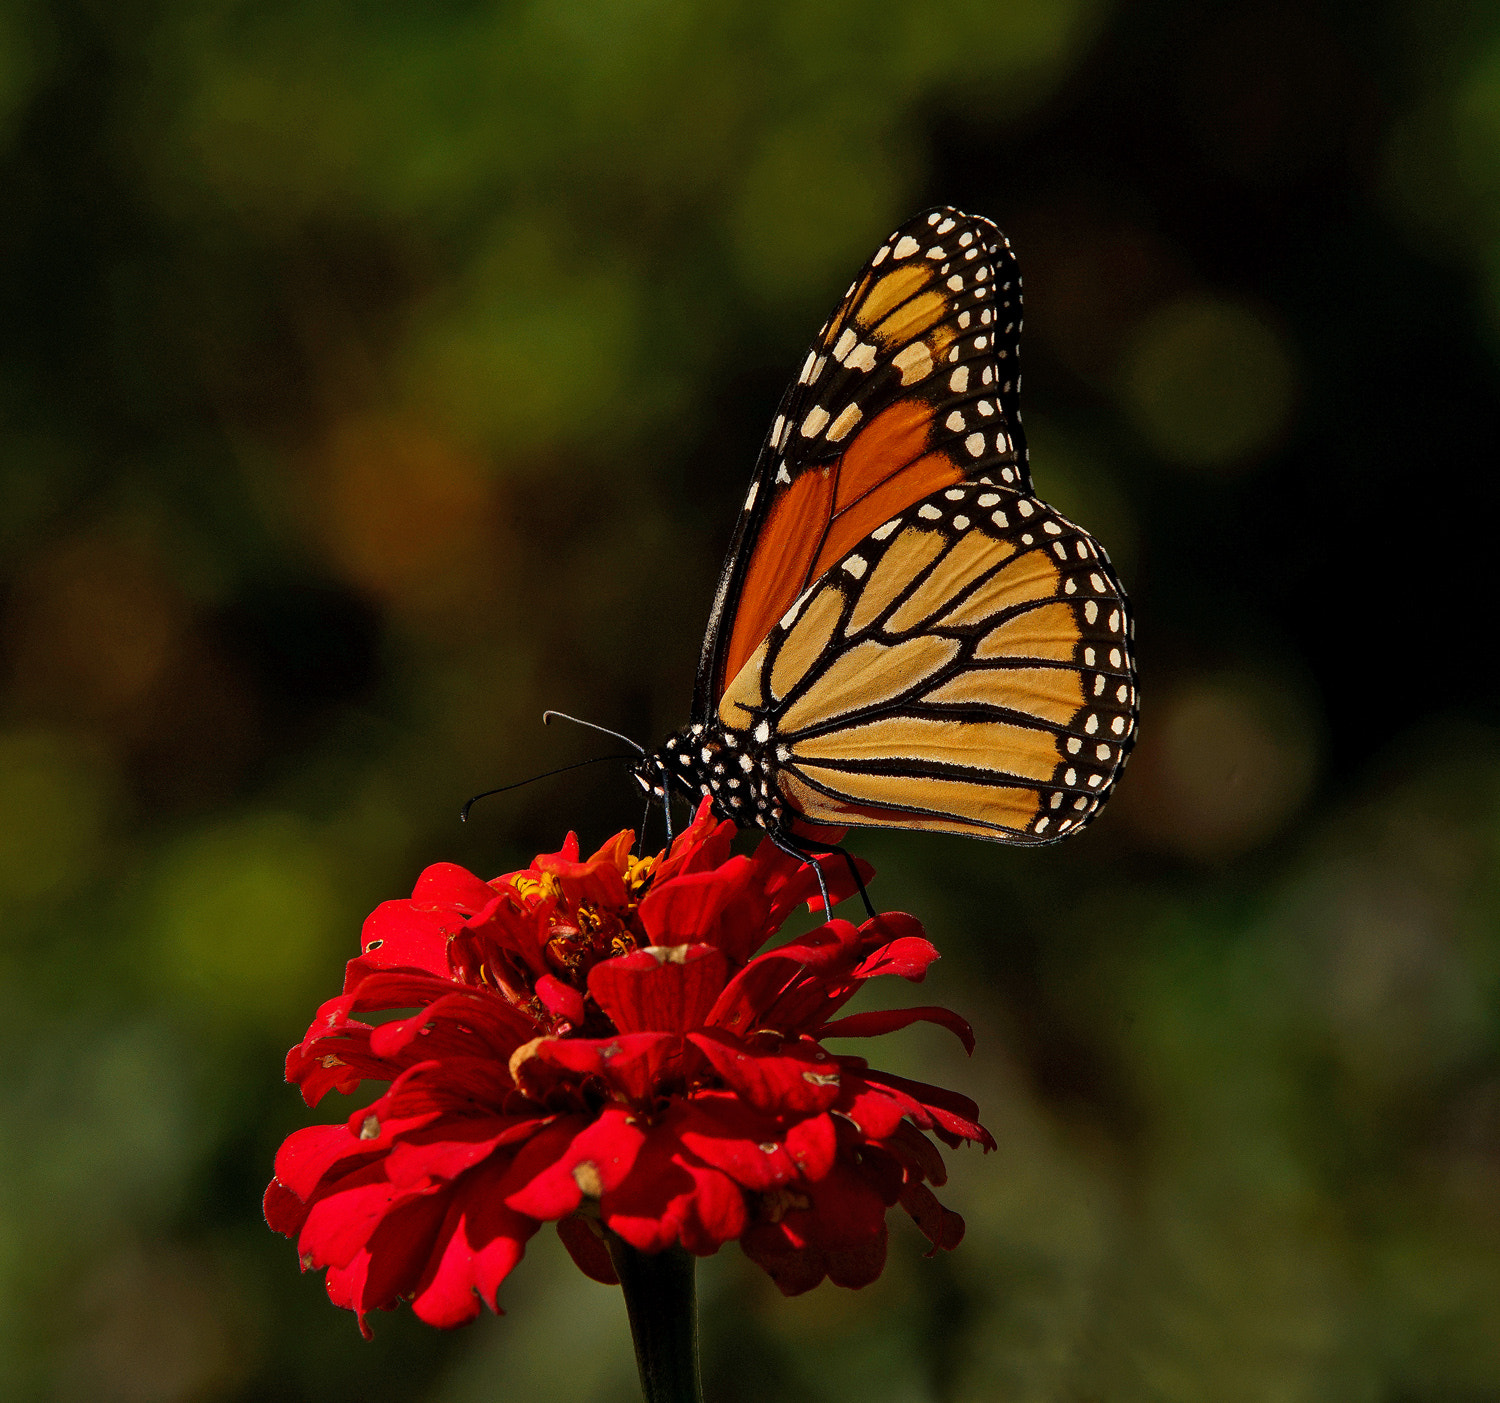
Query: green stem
[{"left": 607, "top": 1234, "right": 704, "bottom": 1403}]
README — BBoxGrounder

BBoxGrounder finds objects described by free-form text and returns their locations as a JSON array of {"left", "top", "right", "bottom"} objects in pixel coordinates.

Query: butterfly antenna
[
  {"left": 461, "top": 754, "right": 636, "bottom": 822},
  {"left": 542, "top": 710, "right": 645, "bottom": 755}
]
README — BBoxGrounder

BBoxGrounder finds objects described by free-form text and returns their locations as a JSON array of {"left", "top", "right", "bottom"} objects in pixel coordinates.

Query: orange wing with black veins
[{"left": 692, "top": 207, "right": 1032, "bottom": 720}]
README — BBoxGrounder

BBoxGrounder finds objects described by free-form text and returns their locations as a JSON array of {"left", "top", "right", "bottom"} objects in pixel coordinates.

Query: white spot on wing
[
  {"left": 893, "top": 236, "right": 920, "bottom": 259},
  {"left": 892, "top": 342, "right": 933, "bottom": 384},
  {"left": 827, "top": 403, "right": 862, "bottom": 441}
]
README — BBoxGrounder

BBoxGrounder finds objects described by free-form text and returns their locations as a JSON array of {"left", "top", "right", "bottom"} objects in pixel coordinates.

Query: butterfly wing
[
  {"left": 716, "top": 481, "right": 1137, "bottom": 843},
  {"left": 693, "top": 207, "right": 1029, "bottom": 722}
]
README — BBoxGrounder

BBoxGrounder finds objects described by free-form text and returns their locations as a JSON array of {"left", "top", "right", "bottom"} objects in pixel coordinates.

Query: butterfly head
[{"left": 633, "top": 722, "right": 788, "bottom": 833}]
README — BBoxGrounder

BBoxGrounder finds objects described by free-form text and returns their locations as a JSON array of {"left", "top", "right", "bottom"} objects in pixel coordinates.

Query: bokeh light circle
[{"left": 1121, "top": 296, "right": 1296, "bottom": 470}]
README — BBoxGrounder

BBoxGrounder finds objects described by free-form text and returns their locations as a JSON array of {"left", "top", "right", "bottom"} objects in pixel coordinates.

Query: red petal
[
  {"left": 383, "top": 1114, "right": 543, "bottom": 1192},
  {"left": 354, "top": 900, "right": 454, "bottom": 977},
  {"left": 298, "top": 1173, "right": 401, "bottom": 1271},
  {"left": 556, "top": 1215, "right": 619, "bottom": 1285},
  {"left": 740, "top": 1221, "right": 826, "bottom": 1296},
  {"left": 899, "top": 1182, "right": 965, "bottom": 1251},
  {"left": 824, "top": 1224, "right": 888, "bottom": 1289},
  {"left": 598, "top": 1114, "right": 749, "bottom": 1254},
  {"left": 411, "top": 862, "right": 499, "bottom": 912},
  {"left": 409, "top": 1158, "right": 538, "bottom": 1327},
  {"left": 534, "top": 831, "right": 631, "bottom": 908},
  {"left": 264, "top": 1178, "right": 309, "bottom": 1237},
  {"left": 503, "top": 1108, "right": 646, "bottom": 1221},
  {"left": 859, "top": 1071, "right": 994, "bottom": 1148},
  {"left": 835, "top": 1081, "right": 908, "bottom": 1140},
  {"left": 353, "top": 1189, "right": 452, "bottom": 1318},
  {"left": 854, "top": 936, "right": 939, "bottom": 981},
  {"left": 888, "top": 1120, "right": 949, "bottom": 1187},
  {"left": 687, "top": 1031, "right": 842, "bottom": 1116},
  {"left": 652, "top": 801, "right": 736, "bottom": 884},
  {"left": 589, "top": 944, "right": 728, "bottom": 1035},
  {"left": 816, "top": 1005, "right": 975, "bottom": 1054},
  {"left": 274, "top": 1123, "right": 365, "bottom": 1202},
  {"left": 675, "top": 1096, "right": 800, "bottom": 1192},
  {"left": 706, "top": 923, "right": 861, "bottom": 1036},
  {"left": 638, "top": 858, "right": 750, "bottom": 948},
  {"left": 531, "top": 832, "right": 581, "bottom": 868},
  {"left": 784, "top": 1113, "right": 838, "bottom": 1180},
  {"left": 524, "top": 1032, "right": 677, "bottom": 1103},
  {"left": 535, "top": 974, "right": 586, "bottom": 1027}
]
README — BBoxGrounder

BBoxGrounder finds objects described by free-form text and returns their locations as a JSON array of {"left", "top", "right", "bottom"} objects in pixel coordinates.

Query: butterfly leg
[
  {"left": 764, "top": 827, "right": 833, "bottom": 916},
  {"left": 824, "top": 843, "right": 877, "bottom": 922},
  {"left": 634, "top": 788, "right": 653, "bottom": 858},
  {"left": 658, "top": 762, "right": 677, "bottom": 843},
  {"left": 764, "top": 827, "right": 877, "bottom": 922}
]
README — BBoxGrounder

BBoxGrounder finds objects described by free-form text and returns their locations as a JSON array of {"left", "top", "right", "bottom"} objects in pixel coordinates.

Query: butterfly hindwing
[
  {"left": 694, "top": 207, "right": 1031, "bottom": 720},
  {"left": 716, "top": 481, "right": 1137, "bottom": 843}
]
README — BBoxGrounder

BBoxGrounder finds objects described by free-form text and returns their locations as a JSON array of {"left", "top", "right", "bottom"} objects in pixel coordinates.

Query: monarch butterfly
[{"left": 631, "top": 207, "right": 1137, "bottom": 890}]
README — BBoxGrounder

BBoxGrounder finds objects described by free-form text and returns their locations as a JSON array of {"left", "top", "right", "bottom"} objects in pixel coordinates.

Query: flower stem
[{"left": 607, "top": 1235, "right": 704, "bottom": 1403}]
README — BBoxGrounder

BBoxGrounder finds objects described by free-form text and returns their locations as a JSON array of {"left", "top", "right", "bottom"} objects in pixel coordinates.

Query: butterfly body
[{"left": 640, "top": 207, "right": 1137, "bottom": 858}]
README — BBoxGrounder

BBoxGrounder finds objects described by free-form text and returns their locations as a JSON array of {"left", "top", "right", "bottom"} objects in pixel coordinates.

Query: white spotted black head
[{"left": 634, "top": 721, "right": 788, "bottom": 831}]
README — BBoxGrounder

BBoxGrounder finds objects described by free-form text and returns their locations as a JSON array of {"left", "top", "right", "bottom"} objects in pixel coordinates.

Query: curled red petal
[
  {"left": 853, "top": 932, "right": 940, "bottom": 982},
  {"left": 534, "top": 974, "right": 586, "bottom": 1027},
  {"left": 816, "top": 1005, "right": 975, "bottom": 1054},
  {"left": 858, "top": 1070, "right": 995, "bottom": 1148},
  {"left": 556, "top": 1215, "right": 619, "bottom": 1284},
  {"left": 899, "top": 1182, "right": 965, "bottom": 1252},
  {"left": 652, "top": 800, "right": 736, "bottom": 884},
  {"left": 534, "top": 829, "right": 632, "bottom": 907}
]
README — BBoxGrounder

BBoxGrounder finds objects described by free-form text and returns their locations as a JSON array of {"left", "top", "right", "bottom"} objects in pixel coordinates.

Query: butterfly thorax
[{"left": 632, "top": 722, "right": 788, "bottom": 831}]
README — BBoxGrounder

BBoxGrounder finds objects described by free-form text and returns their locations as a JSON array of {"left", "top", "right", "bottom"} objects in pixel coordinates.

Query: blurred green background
[{"left": 3, "top": 0, "right": 1499, "bottom": 1399}]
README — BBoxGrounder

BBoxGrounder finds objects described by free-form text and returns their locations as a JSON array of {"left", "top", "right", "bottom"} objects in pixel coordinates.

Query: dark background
[{"left": 3, "top": 0, "right": 1499, "bottom": 1399}]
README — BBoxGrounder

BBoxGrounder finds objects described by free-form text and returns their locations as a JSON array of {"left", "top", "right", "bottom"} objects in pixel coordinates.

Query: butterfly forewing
[
  {"left": 716, "top": 482, "right": 1137, "bottom": 843},
  {"left": 694, "top": 207, "right": 1031, "bottom": 720}
]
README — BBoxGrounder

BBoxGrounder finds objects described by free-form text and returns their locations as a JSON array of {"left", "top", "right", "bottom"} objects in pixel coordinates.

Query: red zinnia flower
[{"left": 265, "top": 801, "right": 993, "bottom": 1334}]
